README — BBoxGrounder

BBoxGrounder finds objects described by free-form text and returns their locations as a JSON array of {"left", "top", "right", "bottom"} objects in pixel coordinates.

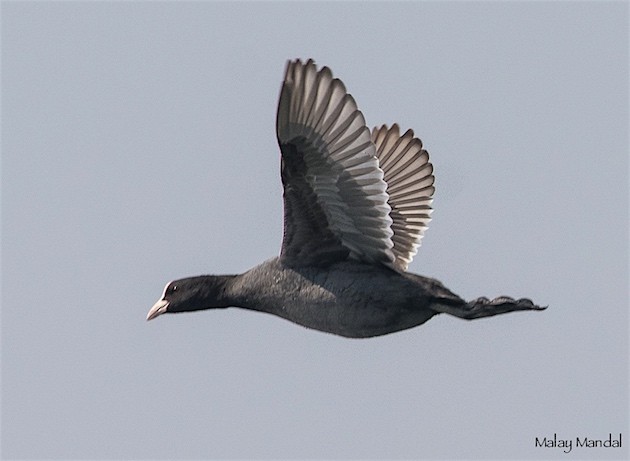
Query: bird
[{"left": 147, "top": 58, "right": 545, "bottom": 338}]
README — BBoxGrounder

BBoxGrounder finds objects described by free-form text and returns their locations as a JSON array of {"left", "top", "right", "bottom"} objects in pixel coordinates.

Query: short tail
[{"left": 432, "top": 296, "right": 547, "bottom": 320}]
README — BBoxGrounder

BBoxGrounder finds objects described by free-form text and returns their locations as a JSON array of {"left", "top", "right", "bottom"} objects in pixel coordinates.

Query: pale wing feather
[
  {"left": 372, "top": 124, "right": 435, "bottom": 271},
  {"left": 277, "top": 59, "right": 395, "bottom": 267}
]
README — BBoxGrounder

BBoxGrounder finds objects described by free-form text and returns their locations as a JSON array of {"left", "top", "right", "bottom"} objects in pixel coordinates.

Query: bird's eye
[{"left": 167, "top": 285, "right": 178, "bottom": 295}]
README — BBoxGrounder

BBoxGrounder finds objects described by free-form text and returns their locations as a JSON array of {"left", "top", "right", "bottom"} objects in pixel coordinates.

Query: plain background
[{"left": 2, "top": 1, "right": 628, "bottom": 459}]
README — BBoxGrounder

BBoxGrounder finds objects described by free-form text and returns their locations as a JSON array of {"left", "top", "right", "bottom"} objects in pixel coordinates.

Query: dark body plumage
[{"left": 147, "top": 59, "right": 545, "bottom": 338}]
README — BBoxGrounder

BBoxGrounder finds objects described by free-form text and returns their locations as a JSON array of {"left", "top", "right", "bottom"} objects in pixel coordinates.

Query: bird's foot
[{"left": 460, "top": 296, "right": 547, "bottom": 319}]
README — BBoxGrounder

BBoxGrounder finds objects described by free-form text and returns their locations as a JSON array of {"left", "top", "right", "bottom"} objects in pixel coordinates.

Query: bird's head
[{"left": 146, "top": 276, "right": 233, "bottom": 321}]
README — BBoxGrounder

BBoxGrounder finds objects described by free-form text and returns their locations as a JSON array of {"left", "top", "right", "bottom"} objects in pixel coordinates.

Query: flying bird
[{"left": 147, "top": 59, "right": 545, "bottom": 338}]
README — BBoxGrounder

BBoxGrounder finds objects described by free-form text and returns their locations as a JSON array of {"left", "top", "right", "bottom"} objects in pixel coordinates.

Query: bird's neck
[{"left": 195, "top": 275, "right": 239, "bottom": 309}]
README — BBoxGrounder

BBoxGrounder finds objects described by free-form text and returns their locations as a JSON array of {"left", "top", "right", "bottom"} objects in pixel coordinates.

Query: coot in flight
[{"left": 147, "top": 59, "right": 544, "bottom": 338}]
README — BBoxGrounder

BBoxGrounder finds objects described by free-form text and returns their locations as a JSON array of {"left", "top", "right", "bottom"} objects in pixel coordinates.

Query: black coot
[{"left": 147, "top": 59, "right": 544, "bottom": 338}]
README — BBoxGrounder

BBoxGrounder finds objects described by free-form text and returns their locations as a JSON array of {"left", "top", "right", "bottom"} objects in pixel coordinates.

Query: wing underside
[
  {"left": 372, "top": 124, "right": 435, "bottom": 271},
  {"left": 276, "top": 59, "right": 434, "bottom": 271},
  {"left": 277, "top": 59, "right": 395, "bottom": 267}
]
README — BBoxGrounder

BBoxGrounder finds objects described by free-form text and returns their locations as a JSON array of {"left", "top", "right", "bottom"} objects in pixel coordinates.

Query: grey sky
[{"left": 2, "top": 1, "right": 628, "bottom": 459}]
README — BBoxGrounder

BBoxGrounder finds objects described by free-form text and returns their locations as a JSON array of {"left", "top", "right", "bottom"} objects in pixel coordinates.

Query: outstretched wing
[
  {"left": 276, "top": 59, "right": 395, "bottom": 268},
  {"left": 372, "top": 124, "right": 435, "bottom": 271}
]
